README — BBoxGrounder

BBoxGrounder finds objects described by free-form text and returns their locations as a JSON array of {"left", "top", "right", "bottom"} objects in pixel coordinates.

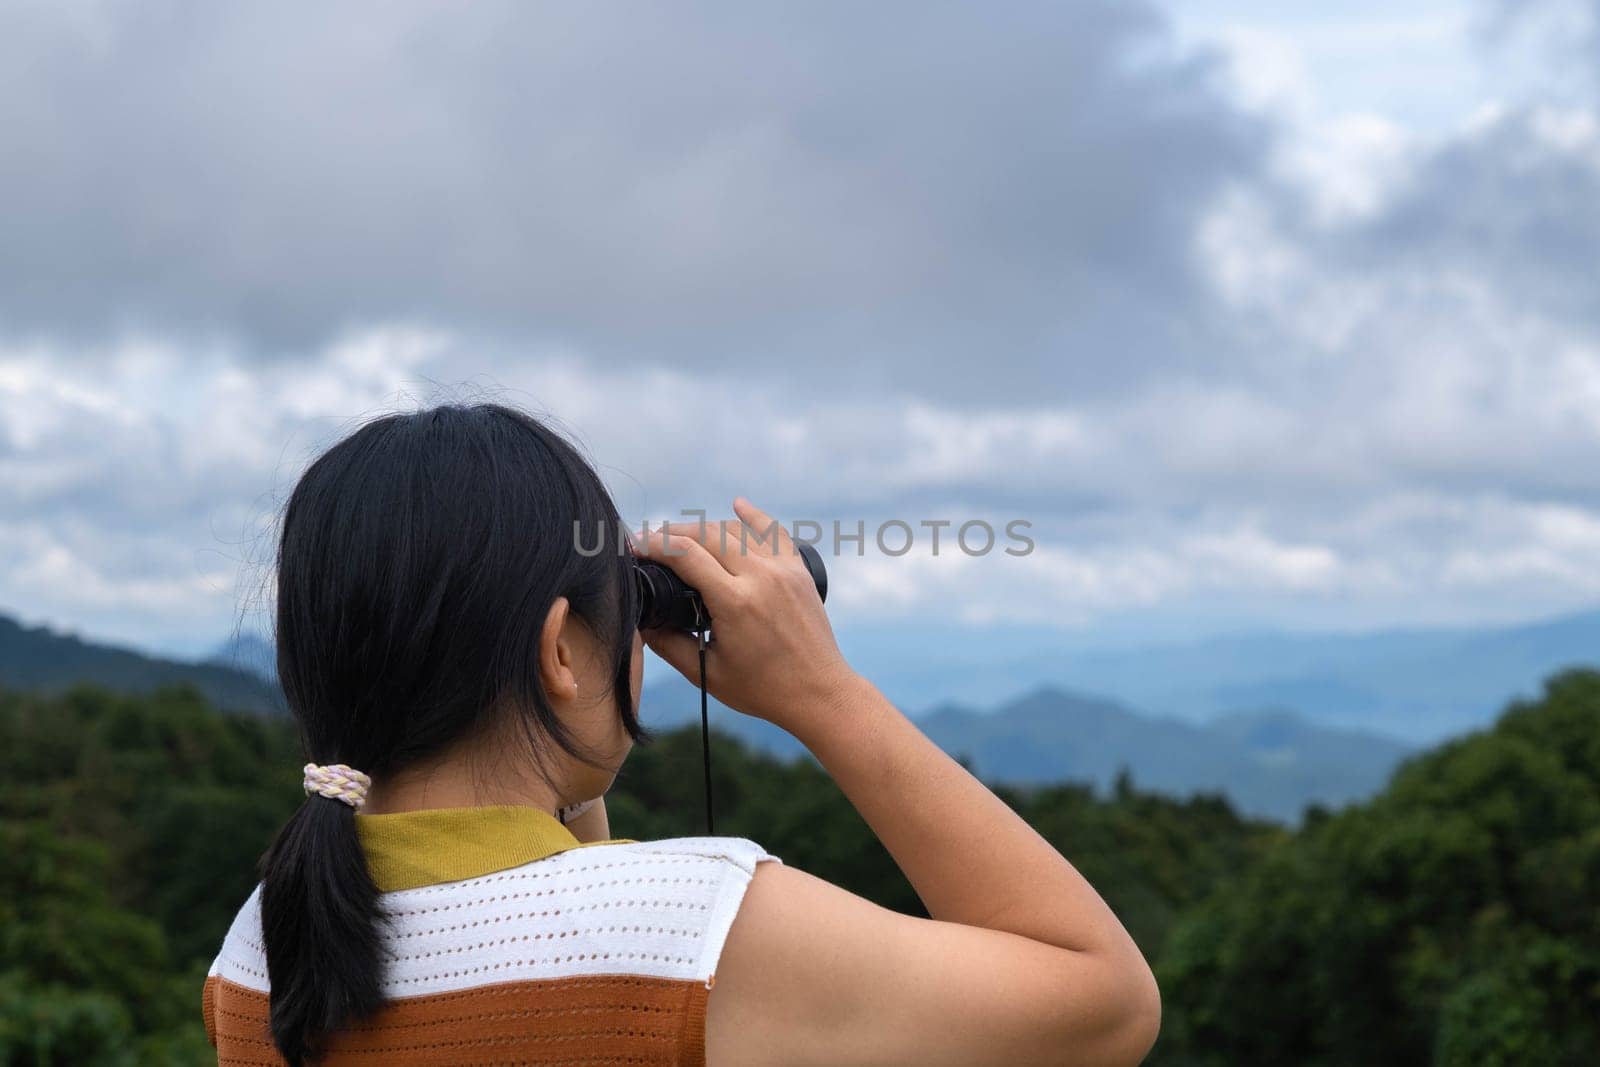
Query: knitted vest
[{"left": 202, "top": 805, "right": 782, "bottom": 1065}]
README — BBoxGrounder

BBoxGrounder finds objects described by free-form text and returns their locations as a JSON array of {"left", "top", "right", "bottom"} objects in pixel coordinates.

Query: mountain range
[
  {"left": 0, "top": 613, "right": 282, "bottom": 714},
  {"left": 635, "top": 671, "right": 1411, "bottom": 822},
  {"left": 831, "top": 608, "right": 1600, "bottom": 743},
  {"left": 12, "top": 603, "right": 1600, "bottom": 821}
]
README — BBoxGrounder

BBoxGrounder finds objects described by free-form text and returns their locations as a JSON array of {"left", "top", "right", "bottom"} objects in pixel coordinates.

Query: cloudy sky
[{"left": 2, "top": 0, "right": 1598, "bottom": 658}]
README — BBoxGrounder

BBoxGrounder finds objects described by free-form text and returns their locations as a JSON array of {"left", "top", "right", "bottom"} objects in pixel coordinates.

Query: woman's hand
[{"left": 636, "top": 497, "right": 860, "bottom": 736}]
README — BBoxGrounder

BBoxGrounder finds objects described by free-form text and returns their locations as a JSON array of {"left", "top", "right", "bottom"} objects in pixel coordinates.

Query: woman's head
[{"left": 260, "top": 401, "right": 649, "bottom": 1063}]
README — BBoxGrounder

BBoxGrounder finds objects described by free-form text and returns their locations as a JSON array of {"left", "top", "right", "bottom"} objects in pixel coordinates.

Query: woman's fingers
[
  {"left": 655, "top": 516, "right": 770, "bottom": 573},
  {"left": 731, "top": 496, "right": 771, "bottom": 528},
  {"left": 635, "top": 529, "right": 737, "bottom": 599},
  {"left": 733, "top": 497, "right": 794, "bottom": 557},
  {"left": 639, "top": 500, "right": 797, "bottom": 585},
  {"left": 641, "top": 627, "right": 705, "bottom": 682}
]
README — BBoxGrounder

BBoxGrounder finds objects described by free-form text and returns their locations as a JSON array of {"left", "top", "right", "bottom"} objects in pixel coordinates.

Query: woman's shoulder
[
  {"left": 206, "top": 834, "right": 784, "bottom": 1001},
  {"left": 561, "top": 835, "right": 786, "bottom": 975},
  {"left": 587, "top": 833, "right": 783, "bottom": 875}
]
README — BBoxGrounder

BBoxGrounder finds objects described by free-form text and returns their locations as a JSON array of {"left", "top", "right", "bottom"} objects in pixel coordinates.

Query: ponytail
[{"left": 258, "top": 792, "right": 383, "bottom": 1064}]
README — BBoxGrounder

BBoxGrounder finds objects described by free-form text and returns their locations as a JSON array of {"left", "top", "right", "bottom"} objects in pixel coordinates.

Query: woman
[{"left": 203, "top": 401, "right": 1160, "bottom": 1066}]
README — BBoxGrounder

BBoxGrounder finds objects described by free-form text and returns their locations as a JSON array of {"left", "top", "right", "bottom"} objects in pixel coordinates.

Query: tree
[{"left": 1157, "top": 669, "right": 1600, "bottom": 1065}]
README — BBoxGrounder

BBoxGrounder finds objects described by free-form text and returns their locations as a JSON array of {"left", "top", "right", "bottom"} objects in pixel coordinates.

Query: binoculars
[{"left": 634, "top": 541, "right": 828, "bottom": 632}]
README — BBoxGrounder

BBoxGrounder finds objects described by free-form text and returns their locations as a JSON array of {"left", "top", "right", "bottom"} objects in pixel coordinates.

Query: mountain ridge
[
  {"left": 638, "top": 675, "right": 1413, "bottom": 821},
  {"left": 6, "top": 605, "right": 1555, "bottom": 820},
  {"left": 831, "top": 606, "right": 1600, "bottom": 741},
  {"left": 0, "top": 612, "right": 283, "bottom": 715}
]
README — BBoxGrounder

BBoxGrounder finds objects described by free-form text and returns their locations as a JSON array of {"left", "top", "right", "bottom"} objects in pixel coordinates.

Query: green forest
[{"left": 2, "top": 672, "right": 1596, "bottom": 1065}]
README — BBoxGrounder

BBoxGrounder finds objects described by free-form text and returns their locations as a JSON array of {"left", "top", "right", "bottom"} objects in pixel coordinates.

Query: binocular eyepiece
[{"left": 634, "top": 541, "right": 828, "bottom": 632}]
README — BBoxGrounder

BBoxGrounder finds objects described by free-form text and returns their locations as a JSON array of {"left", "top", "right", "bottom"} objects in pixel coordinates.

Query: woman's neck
[{"left": 359, "top": 736, "right": 562, "bottom": 816}]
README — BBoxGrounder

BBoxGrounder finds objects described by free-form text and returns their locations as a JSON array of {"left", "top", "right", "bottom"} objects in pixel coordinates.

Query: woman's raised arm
[{"left": 640, "top": 501, "right": 1160, "bottom": 1066}]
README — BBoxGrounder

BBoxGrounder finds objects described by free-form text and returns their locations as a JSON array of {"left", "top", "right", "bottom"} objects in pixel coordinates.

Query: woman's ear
[{"left": 539, "top": 596, "right": 580, "bottom": 704}]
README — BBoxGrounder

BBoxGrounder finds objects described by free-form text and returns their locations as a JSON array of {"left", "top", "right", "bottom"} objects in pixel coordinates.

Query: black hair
[{"left": 257, "top": 402, "right": 649, "bottom": 1064}]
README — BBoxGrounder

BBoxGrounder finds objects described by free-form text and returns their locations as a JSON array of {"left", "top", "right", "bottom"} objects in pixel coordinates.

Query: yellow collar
[{"left": 355, "top": 804, "right": 636, "bottom": 892}]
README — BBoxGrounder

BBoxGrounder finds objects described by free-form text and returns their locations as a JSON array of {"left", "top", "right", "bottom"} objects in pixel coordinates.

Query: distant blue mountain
[
  {"left": 206, "top": 631, "right": 278, "bottom": 685},
  {"left": 199, "top": 606, "right": 1600, "bottom": 743},
  {"left": 22, "top": 600, "right": 1594, "bottom": 820},
  {"left": 0, "top": 611, "right": 283, "bottom": 714},
  {"left": 639, "top": 674, "right": 1411, "bottom": 822},
  {"left": 833, "top": 608, "right": 1600, "bottom": 743}
]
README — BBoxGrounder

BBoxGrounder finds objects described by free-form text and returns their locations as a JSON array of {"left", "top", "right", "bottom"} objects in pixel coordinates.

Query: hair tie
[{"left": 303, "top": 763, "right": 371, "bottom": 809}]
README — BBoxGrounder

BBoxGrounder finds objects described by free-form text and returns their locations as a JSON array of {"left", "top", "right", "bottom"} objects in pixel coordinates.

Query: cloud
[
  {"left": 4, "top": 0, "right": 1600, "bottom": 654},
  {"left": 0, "top": 0, "right": 1264, "bottom": 404},
  {"left": 1192, "top": 101, "right": 1600, "bottom": 507},
  {"left": 9, "top": 317, "right": 1600, "bottom": 654},
  {"left": 1480, "top": 0, "right": 1600, "bottom": 99}
]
